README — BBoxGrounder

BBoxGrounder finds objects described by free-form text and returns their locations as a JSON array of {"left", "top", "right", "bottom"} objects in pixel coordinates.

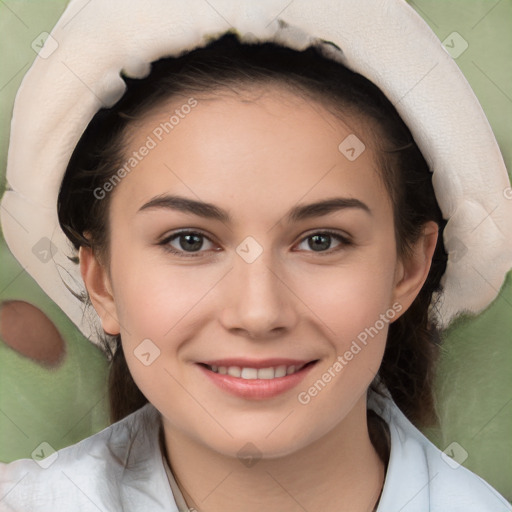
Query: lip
[{"left": 196, "top": 359, "right": 318, "bottom": 400}]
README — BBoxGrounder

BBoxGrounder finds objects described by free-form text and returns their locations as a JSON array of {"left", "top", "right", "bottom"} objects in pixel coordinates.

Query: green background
[{"left": 0, "top": 0, "right": 511, "bottom": 500}]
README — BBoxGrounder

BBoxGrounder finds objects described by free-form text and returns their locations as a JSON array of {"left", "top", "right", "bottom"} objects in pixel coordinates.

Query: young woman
[{"left": 1, "top": 1, "right": 511, "bottom": 511}]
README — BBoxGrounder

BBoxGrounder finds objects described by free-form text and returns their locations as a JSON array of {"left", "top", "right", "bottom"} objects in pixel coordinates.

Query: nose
[{"left": 218, "top": 247, "right": 299, "bottom": 339}]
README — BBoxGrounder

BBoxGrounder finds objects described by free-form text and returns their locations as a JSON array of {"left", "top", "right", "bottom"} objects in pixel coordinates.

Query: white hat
[{"left": 2, "top": 0, "right": 511, "bottom": 351}]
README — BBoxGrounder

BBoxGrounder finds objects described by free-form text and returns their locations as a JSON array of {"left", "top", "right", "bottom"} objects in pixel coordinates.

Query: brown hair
[{"left": 58, "top": 31, "right": 447, "bottom": 427}]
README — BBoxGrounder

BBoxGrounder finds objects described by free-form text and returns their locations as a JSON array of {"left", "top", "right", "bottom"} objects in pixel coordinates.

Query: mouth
[{"left": 196, "top": 359, "right": 319, "bottom": 400}]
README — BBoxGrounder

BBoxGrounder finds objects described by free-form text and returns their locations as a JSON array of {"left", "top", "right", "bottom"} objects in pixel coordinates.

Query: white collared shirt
[{"left": 1, "top": 391, "right": 510, "bottom": 511}]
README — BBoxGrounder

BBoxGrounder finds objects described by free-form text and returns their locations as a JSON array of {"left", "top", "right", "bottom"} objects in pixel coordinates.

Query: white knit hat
[{"left": 1, "top": 0, "right": 511, "bottom": 351}]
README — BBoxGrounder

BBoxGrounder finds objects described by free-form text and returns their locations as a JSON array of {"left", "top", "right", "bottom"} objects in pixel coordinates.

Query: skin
[{"left": 80, "top": 84, "right": 438, "bottom": 512}]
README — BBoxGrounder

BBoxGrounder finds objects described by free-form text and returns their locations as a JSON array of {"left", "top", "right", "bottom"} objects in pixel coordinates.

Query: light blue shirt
[{"left": 1, "top": 391, "right": 510, "bottom": 511}]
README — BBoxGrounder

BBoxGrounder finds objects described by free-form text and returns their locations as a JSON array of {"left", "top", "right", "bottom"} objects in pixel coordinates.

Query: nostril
[{"left": 0, "top": 300, "right": 66, "bottom": 367}]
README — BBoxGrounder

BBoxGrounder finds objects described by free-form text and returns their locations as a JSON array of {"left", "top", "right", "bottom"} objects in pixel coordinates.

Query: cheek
[
  {"left": 109, "top": 242, "right": 225, "bottom": 364},
  {"left": 112, "top": 265, "right": 203, "bottom": 339},
  {"left": 294, "top": 251, "right": 397, "bottom": 336},
  {"left": 293, "top": 270, "right": 394, "bottom": 423},
  {"left": 292, "top": 248, "right": 397, "bottom": 386}
]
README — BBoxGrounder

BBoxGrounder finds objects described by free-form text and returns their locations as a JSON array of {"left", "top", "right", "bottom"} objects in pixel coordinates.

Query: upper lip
[{"left": 198, "top": 358, "right": 317, "bottom": 369}]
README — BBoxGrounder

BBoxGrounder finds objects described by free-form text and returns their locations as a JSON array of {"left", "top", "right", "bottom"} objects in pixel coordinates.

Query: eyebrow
[{"left": 138, "top": 194, "right": 372, "bottom": 223}]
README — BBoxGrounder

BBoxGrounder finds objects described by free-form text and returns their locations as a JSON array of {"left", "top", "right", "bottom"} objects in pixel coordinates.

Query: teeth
[
  {"left": 227, "top": 366, "right": 241, "bottom": 378},
  {"left": 286, "top": 365, "right": 296, "bottom": 375},
  {"left": 207, "top": 363, "right": 306, "bottom": 379},
  {"left": 257, "top": 367, "right": 275, "bottom": 380},
  {"left": 274, "top": 365, "right": 287, "bottom": 378},
  {"left": 241, "top": 368, "right": 258, "bottom": 379}
]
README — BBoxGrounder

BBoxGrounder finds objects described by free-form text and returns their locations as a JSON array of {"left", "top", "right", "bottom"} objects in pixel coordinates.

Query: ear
[
  {"left": 392, "top": 221, "right": 439, "bottom": 316},
  {"left": 79, "top": 246, "right": 120, "bottom": 335}
]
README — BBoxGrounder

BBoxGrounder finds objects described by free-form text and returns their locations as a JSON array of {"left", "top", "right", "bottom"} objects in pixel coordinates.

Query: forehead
[{"left": 111, "top": 85, "right": 390, "bottom": 221}]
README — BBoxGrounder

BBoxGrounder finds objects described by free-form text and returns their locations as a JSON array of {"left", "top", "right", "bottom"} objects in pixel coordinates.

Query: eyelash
[{"left": 158, "top": 229, "right": 353, "bottom": 258}]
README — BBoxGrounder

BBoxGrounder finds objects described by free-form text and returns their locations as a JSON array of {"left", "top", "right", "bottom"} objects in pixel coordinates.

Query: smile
[{"left": 197, "top": 359, "right": 318, "bottom": 400}]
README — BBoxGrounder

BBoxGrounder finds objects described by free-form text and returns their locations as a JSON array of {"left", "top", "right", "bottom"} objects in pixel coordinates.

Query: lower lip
[{"left": 197, "top": 362, "right": 317, "bottom": 400}]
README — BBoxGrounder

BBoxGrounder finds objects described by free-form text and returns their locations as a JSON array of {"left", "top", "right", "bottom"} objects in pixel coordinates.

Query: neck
[{"left": 161, "top": 396, "right": 387, "bottom": 512}]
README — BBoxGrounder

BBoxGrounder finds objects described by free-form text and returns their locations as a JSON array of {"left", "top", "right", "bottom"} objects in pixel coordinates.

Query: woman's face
[{"left": 83, "top": 85, "right": 434, "bottom": 458}]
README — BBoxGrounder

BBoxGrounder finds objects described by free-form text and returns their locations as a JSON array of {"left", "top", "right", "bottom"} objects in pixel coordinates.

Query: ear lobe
[
  {"left": 392, "top": 221, "right": 439, "bottom": 316},
  {"left": 79, "top": 246, "right": 120, "bottom": 335}
]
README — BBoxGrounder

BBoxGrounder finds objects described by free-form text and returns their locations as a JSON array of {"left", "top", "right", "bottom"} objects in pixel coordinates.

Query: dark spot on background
[{"left": 0, "top": 300, "right": 66, "bottom": 367}]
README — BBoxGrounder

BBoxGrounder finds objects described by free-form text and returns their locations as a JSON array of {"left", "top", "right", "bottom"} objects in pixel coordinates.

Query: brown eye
[
  {"left": 160, "top": 230, "right": 217, "bottom": 257},
  {"left": 296, "top": 231, "right": 352, "bottom": 254}
]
